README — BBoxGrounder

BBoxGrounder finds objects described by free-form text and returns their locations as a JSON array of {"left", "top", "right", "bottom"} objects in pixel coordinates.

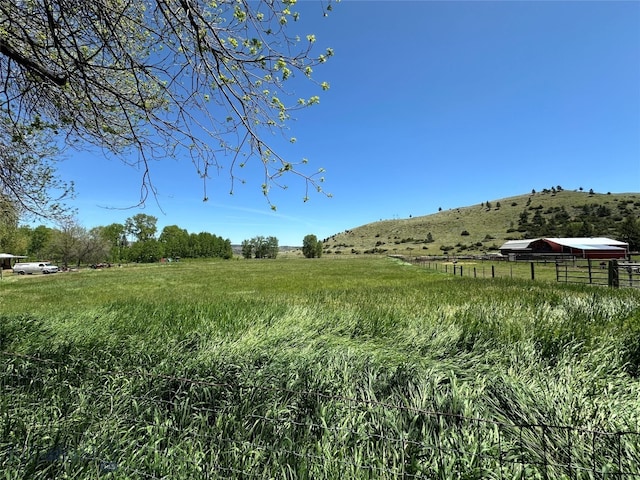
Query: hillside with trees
[{"left": 323, "top": 189, "right": 640, "bottom": 256}]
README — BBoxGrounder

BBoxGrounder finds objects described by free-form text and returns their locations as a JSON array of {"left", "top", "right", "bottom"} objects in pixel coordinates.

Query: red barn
[{"left": 500, "top": 237, "right": 629, "bottom": 259}]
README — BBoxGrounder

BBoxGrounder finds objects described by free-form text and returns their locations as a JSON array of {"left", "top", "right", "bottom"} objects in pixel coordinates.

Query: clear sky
[{"left": 53, "top": 0, "right": 640, "bottom": 246}]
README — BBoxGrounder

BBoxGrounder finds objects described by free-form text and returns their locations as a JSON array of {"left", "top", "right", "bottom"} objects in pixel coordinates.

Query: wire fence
[{"left": 2, "top": 351, "right": 640, "bottom": 479}]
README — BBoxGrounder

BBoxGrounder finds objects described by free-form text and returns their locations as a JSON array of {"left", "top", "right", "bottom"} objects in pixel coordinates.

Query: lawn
[{"left": 1, "top": 256, "right": 640, "bottom": 478}]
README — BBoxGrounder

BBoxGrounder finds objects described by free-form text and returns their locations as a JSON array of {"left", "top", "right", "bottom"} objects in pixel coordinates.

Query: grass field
[{"left": 2, "top": 257, "right": 640, "bottom": 478}]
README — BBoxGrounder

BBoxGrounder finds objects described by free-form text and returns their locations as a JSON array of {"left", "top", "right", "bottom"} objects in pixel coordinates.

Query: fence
[
  {"left": 404, "top": 256, "right": 640, "bottom": 288},
  {"left": 555, "top": 260, "right": 640, "bottom": 288},
  {"left": 2, "top": 351, "right": 639, "bottom": 479},
  {"left": 405, "top": 256, "right": 559, "bottom": 283}
]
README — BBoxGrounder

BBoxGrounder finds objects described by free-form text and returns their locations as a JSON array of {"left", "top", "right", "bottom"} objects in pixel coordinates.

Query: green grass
[{"left": 2, "top": 257, "right": 640, "bottom": 478}]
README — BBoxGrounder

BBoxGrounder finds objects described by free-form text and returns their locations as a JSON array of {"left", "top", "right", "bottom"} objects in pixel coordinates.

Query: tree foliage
[
  {"left": 0, "top": 116, "right": 74, "bottom": 219},
  {"left": 619, "top": 214, "right": 640, "bottom": 252},
  {"left": 0, "top": 0, "right": 335, "bottom": 208},
  {"left": 125, "top": 214, "right": 158, "bottom": 243},
  {"left": 243, "top": 235, "right": 278, "bottom": 259},
  {"left": 12, "top": 217, "right": 233, "bottom": 264},
  {"left": 302, "top": 234, "right": 322, "bottom": 258},
  {"left": 49, "top": 220, "right": 110, "bottom": 267}
]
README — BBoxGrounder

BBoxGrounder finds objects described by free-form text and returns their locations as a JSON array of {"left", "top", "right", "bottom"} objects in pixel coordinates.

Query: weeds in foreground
[{"left": 1, "top": 257, "right": 640, "bottom": 478}]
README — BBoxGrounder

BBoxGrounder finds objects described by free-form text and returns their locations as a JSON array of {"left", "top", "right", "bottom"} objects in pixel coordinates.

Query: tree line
[{"left": 1, "top": 213, "right": 232, "bottom": 267}]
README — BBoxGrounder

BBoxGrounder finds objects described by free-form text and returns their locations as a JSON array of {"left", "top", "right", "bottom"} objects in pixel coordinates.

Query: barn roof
[
  {"left": 544, "top": 237, "right": 628, "bottom": 248},
  {"left": 562, "top": 243, "right": 626, "bottom": 252},
  {"left": 499, "top": 237, "right": 628, "bottom": 252},
  {"left": 499, "top": 240, "right": 533, "bottom": 251}
]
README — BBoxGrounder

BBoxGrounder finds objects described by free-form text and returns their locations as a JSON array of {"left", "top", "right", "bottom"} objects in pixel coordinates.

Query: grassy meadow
[{"left": 2, "top": 257, "right": 640, "bottom": 478}]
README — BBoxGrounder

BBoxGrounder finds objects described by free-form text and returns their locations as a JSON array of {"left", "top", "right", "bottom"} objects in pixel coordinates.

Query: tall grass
[{"left": 1, "top": 257, "right": 640, "bottom": 478}]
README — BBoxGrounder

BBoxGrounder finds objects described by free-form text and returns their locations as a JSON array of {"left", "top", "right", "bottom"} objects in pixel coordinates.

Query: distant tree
[
  {"left": 209, "top": 235, "right": 233, "bottom": 260},
  {"left": 265, "top": 236, "right": 279, "bottom": 259},
  {"left": 9, "top": 226, "right": 31, "bottom": 257},
  {"left": 159, "top": 225, "right": 190, "bottom": 258},
  {"left": 128, "top": 238, "right": 163, "bottom": 263},
  {"left": 619, "top": 214, "right": 640, "bottom": 251},
  {"left": 577, "top": 220, "right": 594, "bottom": 237},
  {"left": 49, "top": 220, "right": 108, "bottom": 267},
  {"left": 596, "top": 205, "right": 611, "bottom": 218},
  {"left": 531, "top": 189, "right": 536, "bottom": 195},
  {"left": 426, "top": 232, "right": 434, "bottom": 243},
  {"left": 0, "top": 197, "right": 19, "bottom": 253},
  {"left": 518, "top": 209, "right": 530, "bottom": 231},
  {"left": 244, "top": 235, "right": 278, "bottom": 259},
  {"left": 496, "top": 201, "right": 501, "bottom": 209},
  {"left": 49, "top": 220, "right": 83, "bottom": 268},
  {"left": 241, "top": 239, "right": 253, "bottom": 259},
  {"left": 252, "top": 236, "right": 268, "bottom": 259},
  {"left": 27, "top": 225, "right": 53, "bottom": 259},
  {"left": 486, "top": 201, "right": 491, "bottom": 209},
  {"left": 589, "top": 188, "right": 595, "bottom": 195},
  {"left": 125, "top": 214, "right": 157, "bottom": 242},
  {"left": 302, "top": 234, "right": 323, "bottom": 258},
  {"left": 557, "top": 185, "right": 563, "bottom": 191},
  {"left": 97, "top": 223, "right": 127, "bottom": 262},
  {"left": 529, "top": 210, "right": 547, "bottom": 237},
  {"left": 77, "top": 227, "right": 111, "bottom": 266}
]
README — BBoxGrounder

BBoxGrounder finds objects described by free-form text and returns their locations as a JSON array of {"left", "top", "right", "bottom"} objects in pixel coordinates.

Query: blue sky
[{"left": 54, "top": 0, "right": 640, "bottom": 246}]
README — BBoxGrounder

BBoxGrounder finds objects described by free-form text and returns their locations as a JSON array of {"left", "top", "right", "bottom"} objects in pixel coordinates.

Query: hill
[{"left": 323, "top": 189, "right": 640, "bottom": 256}]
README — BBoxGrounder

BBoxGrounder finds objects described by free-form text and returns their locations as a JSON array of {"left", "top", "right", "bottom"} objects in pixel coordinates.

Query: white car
[{"left": 13, "top": 262, "right": 59, "bottom": 275}]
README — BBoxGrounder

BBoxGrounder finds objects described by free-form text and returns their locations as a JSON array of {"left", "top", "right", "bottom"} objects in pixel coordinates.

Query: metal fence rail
[
  {"left": 556, "top": 260, "right": 640, "bottom": 288},
  {"left": 2, "top": 351, "right": 639, "bottom": 479},
  {"left": 403, "top": 255, "right": 640, "bottom": 289}
]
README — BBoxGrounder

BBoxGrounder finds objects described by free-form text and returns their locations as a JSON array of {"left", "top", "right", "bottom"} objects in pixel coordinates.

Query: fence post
[
  {"left": 588, "top": 259, "right": 592, "bottom": 284},
  {"left": 530, "top": 262, "right": 535, "bottom": 281},
  {"left": 491, "top": 265, "right": 495, "bottom": 278},
  {"left": 608, "top": 260, "right": 619, "bottom": 288},
  {"left": 460, "top": 266, "right": 463, "bottom": 277}
]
